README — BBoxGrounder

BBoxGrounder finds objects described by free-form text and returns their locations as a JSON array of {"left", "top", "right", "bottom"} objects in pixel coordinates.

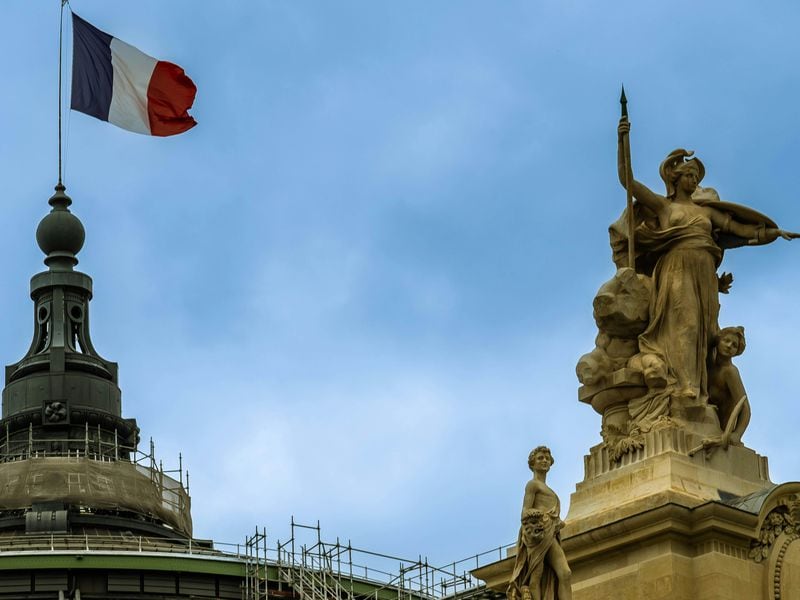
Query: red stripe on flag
[{"left": 146, "top": 61, "right": 197, "bottom": 136}]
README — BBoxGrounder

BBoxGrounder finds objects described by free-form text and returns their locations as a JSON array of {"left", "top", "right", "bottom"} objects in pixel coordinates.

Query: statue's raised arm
[{"left": 616, "top": 119, "right": 669, "bottom": 219}]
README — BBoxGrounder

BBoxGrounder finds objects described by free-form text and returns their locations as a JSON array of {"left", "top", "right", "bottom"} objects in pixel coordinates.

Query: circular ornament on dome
[{"left": 35, "top": 184, "right": 85, "bottom": 258}]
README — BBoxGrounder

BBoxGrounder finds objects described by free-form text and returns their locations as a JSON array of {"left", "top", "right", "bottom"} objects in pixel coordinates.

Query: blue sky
[{"left": 2, "top": 0, "right": 800, "bottom": 569}]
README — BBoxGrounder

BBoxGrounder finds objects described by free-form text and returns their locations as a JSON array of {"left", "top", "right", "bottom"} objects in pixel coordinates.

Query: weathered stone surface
[
  {"left": 565, "top": 427, "right": 771, "bottom": 528},
  {"left": 592, "top": 268, "right": 651, "bottom": 338},
  {"left": 576, "top": 347, "right": 611, "bottom": 387},
  {"left": 605, "top": 337, "right": 638, "bottom": 360}
]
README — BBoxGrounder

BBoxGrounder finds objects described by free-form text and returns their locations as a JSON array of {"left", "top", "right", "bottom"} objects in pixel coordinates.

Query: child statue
[
  {"left": 708, "top": 326, "right": 751, "bottom": 447},
  {"left": 690, "top": 326, "right": 751, "bottom": 455}
]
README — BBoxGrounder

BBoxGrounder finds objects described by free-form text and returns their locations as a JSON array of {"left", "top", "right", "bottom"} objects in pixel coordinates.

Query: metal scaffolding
[
  {"left": 244, "top": 518, "right": 513, "bottom": 600},
  {"left": 245, "top": 527, "right": 269, "bottom": 600}
]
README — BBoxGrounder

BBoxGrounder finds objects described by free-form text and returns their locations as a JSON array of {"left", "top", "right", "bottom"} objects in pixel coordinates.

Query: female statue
[{"left": 616, "top": 119, "right": 797, "bottom": 404}]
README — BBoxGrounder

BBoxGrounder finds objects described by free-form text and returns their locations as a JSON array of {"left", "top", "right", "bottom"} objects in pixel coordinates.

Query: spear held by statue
[
  {"left": 619, "top": 86, "right": 636, "bottom": 268},
  {"left": 615, "top": 88, "right": 798, "bottom": 272}
]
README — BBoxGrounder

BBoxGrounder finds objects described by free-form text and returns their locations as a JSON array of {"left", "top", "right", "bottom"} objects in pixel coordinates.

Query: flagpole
[
  {"left": 58, "top": 0, "right": 67, "bottom": 186},
  {"left": 619, "top": 85, "right": 635, "bottom": 269}
]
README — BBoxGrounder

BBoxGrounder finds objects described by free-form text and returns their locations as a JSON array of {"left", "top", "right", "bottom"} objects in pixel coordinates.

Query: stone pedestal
[
  {"left": 472, "top": 428, "right": 800, "bottom": 599},
  {"left": 565, "top": 426, "right": 770, "bottom": 527}
]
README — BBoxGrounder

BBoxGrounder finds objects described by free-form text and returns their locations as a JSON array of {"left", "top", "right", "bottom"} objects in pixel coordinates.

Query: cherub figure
[
  {"left": 690, "top": 326, "right": 750, "bottom": 455},
  {"left": 507, "top": 447, "right": 572, "bottom": 600},
  {"left": 708, "top": 326, "right": 751, "bottom": 447}
]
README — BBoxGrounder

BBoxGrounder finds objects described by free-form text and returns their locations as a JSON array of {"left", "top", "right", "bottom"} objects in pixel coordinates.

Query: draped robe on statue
[
  {"left": 609, "top": 192, "right": 777, "bottom": 406},
  {"left": 636, "top": 203, "right": 722, "bottom": 401},
  {"left": 508, "top": 497, "right": 562, "bottom": 600}
]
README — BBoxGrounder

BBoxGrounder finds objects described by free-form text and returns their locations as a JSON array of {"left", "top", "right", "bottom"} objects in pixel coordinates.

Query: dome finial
[{"left": 36, "top": 182, "right": 85, "bottom": 270}]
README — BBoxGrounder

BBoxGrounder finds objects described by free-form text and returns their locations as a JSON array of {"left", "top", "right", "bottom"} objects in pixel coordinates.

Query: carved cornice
[{"left": 563, "top": 498, "right": 757, "bottom": 565}]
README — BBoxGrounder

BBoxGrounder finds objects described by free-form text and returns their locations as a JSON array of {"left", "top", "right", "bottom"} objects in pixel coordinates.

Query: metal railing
[
  {"left": 0, "top": 533, "right": 220, "bottom": 557},
  {"left": 252, "top": 519, "right": 515, "bottom": 600},
  {"left": 0, "top": 521, "right": 513, "bottom": 600}
]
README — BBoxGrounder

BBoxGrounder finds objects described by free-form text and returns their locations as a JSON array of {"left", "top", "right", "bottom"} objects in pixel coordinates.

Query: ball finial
[{"left": 35, "top": 183, "right": 85, "bottom": 270}]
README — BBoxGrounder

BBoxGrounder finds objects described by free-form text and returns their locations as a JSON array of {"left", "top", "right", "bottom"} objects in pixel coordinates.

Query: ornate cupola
[
  {"left": 0, "top": 184, "right": 191, "bottom": 539},
  {"left": 2, "top": 183, "right": 136, "bottom": 455}
]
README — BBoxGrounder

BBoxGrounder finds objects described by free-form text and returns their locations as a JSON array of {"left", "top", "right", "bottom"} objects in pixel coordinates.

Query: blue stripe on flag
[{"left": 71, "top": 13, "right": 113, "bottom": 122}]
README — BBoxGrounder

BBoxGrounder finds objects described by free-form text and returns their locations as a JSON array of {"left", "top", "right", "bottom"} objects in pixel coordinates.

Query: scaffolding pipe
[
  {"left": 291, "top": 516, "right": 296, "bottom": 563},
  {"left": 349, "top": 542, "right": 354, "bottom": 597},
  {"left": 277, "top": 539, "right": 283, "bottom": 592},
  {"left": 336, "top": 537, "right": 342, "bottom": 581}
]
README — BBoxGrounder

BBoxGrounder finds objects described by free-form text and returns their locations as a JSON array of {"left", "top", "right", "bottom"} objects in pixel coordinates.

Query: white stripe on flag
[{"left": 109, "top": 38, "right": 157, "bottom": 135}]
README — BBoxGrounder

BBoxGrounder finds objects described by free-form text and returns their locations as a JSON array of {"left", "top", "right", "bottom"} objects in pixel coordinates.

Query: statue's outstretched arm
[{"left": 709, "top": 208, "right": 799, "bottom": 244}]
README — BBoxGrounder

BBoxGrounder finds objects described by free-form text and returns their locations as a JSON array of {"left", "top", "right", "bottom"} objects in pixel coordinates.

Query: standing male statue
[{"left": 507, "top": 446, "right": 572, "bottom": 600}]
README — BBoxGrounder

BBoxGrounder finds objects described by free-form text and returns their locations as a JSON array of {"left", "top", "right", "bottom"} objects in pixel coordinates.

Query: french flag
[{"left": 71, "top": 13, "right": 197, "bottom": 136}]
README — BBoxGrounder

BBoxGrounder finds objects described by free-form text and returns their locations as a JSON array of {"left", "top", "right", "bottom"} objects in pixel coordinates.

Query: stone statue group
[
  {"left": 577, "top": 117, "right": 798, "bottom": 460},
  {"left": 510, "top": 110, "right": 798, "bottom": 600}
]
